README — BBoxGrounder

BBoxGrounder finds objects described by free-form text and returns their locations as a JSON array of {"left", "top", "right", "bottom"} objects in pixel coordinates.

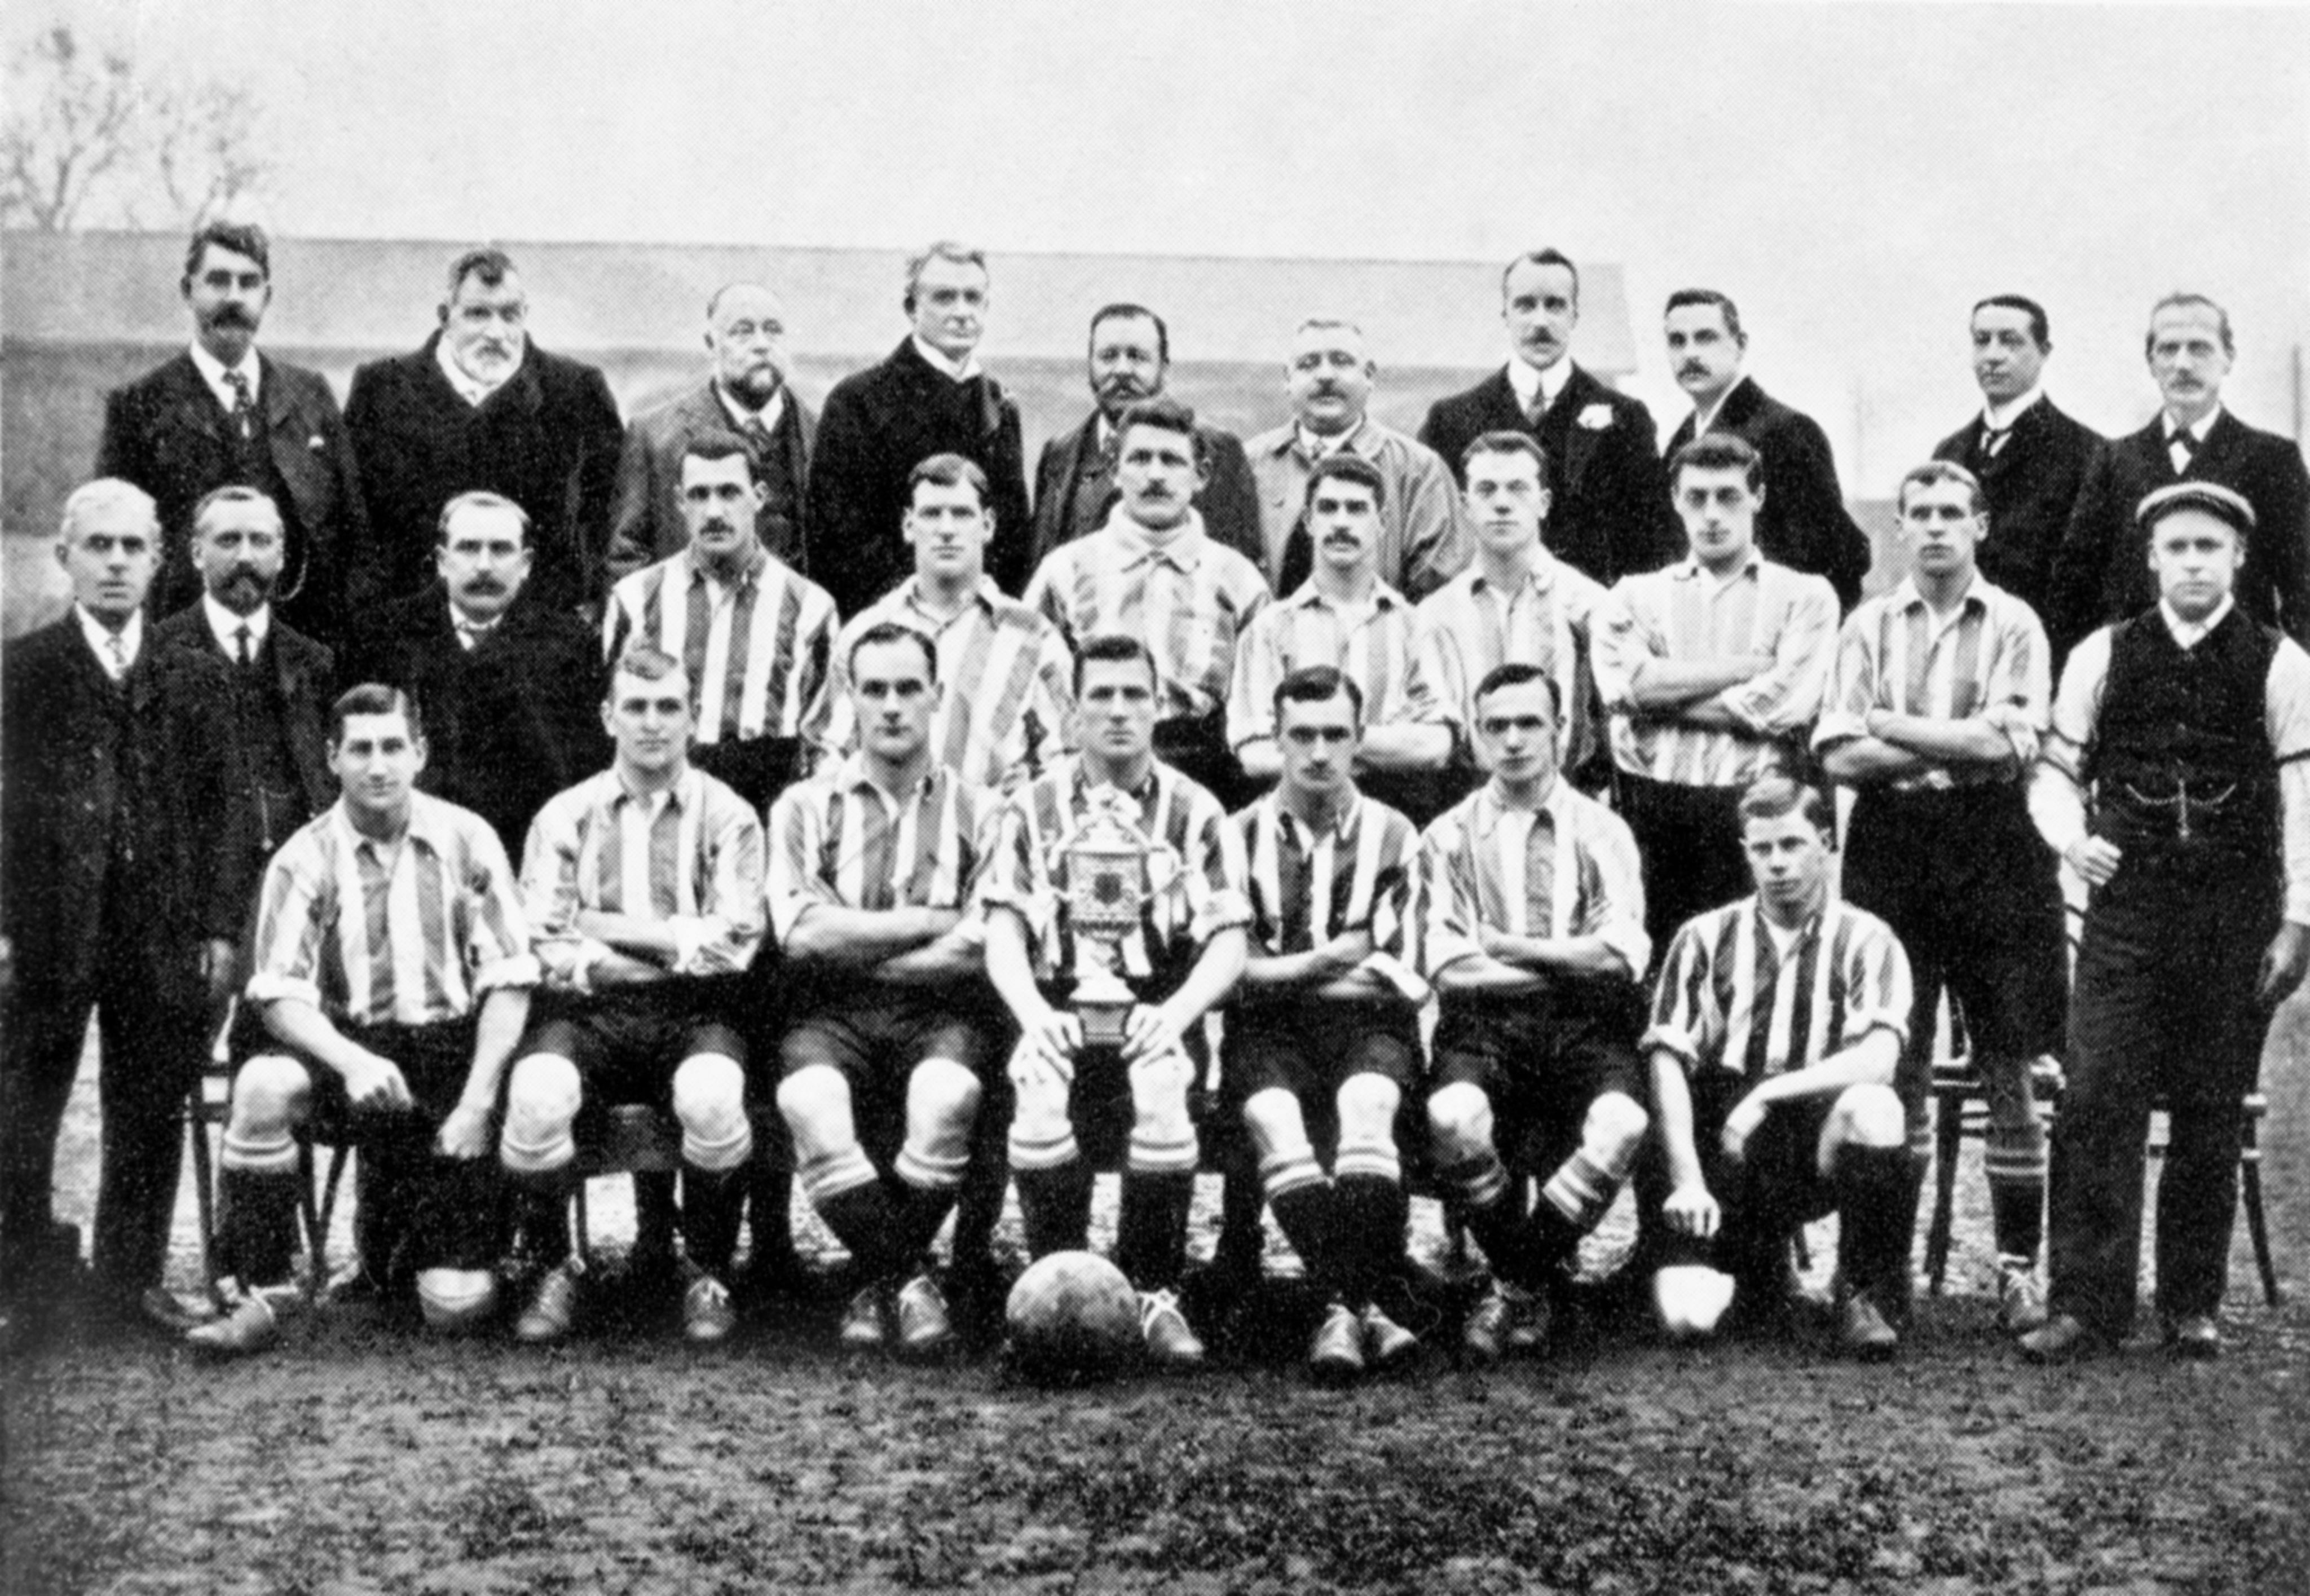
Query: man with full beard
[{"left": 1026, "top": 302, "right": 1263, "bottom": 572}]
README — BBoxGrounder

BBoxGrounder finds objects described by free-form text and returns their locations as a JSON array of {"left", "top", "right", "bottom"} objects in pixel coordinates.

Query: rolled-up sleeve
[
  {"left": 244, "top": 841, "right": 332, "bottom": 1010},
  {"left": 463, "top": 824, "right": 541, "bottom": 995}
]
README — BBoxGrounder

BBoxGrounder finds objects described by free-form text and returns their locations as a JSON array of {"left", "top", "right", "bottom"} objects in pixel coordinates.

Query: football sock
[
  {"left": 1014, "top": 1162, "right": 1095, "bottom": 1259},
  {"left": 1267, "top": 1179, "right": 1348, "bottom": 1300},
  {"left": 218, "top": 1167, "right": 300, "bottom": 1289},
  {"left": 813, "top": 1179, "right": 900, "bottom": 1282},
  {"left": 1835, "top": 1144, "right": 1917, "bottom": 1314},
  {"left": 1115, "top": 1171, "right": 1195, "bottom": 1292},
  {"left": 682, "top": 1164, "right": 746, "bottom": 1277},
  {"left": 1334, "top": 1174, "right": 1408, "bottom": 1306}
]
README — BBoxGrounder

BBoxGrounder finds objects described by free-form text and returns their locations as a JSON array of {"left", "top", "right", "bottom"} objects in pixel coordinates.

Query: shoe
[
  {"left": 683, "top": 1271, "right": 737, "bottom": 1345},
  {"left": 1360, "top": 1301, "right": 1421, "bottom": 1370},
  {"left": 186, "top": 1289, "right": 283, "bottom": 1360},
  {"left": 2018, "top": 1312, "right": 2111, "bottom": 1364},
  {"left": 894, "top": 1273, "right": 955, "bottom": 1357},
  {"left": 322, "top": 1262, "right": 389, "bottom": 1308},
  {"left": 1309, "top": 1302, "right": 1365, "bottom": 1379},
  {"left": 1503, "top": 1282, "right": 1551, "bottom": 1353},
  {"left": 515, "top": 1259, "right": 583, "bottom": 1345},
  {"left": 2163, "top": 1313, "right": 2222, "bottom": 1360},
  {"left": 839, "top": 1283, "right": 888, "bottom": 1349},
  {"left": 1837, "top": 1293, "right": 1901, "bottom": 1360},
  {"left": 124, "top": 1285, "right": 218, "bottom": 1334},
  {"left": 1996, "top": 1259, "right": 2049, "bottom": 1336},
  {"left": 1138, "top": 1289, "right": 1206, "bottom": 1369}
]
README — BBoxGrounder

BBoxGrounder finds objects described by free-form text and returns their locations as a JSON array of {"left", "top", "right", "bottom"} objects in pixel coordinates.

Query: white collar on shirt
[
  {"left": 202, "top": 594, "right": 272, "bottom": 656},
  {"left": 1295, "top": 416, "right": 1369, "bottom": 461},
  {"left": 2164, "top": 403, "right": 2223, "bottom": 443},
  {"left": 189, "top": 341, "right": 261, "bottom": 414},
  {"left": 910, "top": 335, "right": 982, "bottom": 383},
  {"left": 1097, "top": 505, "right": 1209, "bottom": 568},
  {"left": 717, "top": 383, "right": 788, "bottom": 434},
  {"left": 1690, "top": 374, "right": 1749, "bottom": 438},
  {"left": 1982, "top": 385, "right": 2044, "bottom": 434},
  {"left": 1507, "top": 355, "right": 1574, "bottom": 415},
  {"left": 76, "top": 605, "right": 144, "bottom": 674},
  {"left": 435, "top": 338, "right": 519, "bottom": 407},
  {"left": 2160, "top": 594, "right": 2236, "bottom": 649},
  {"left": 1476, "top": 774, "right": 1574, "bottom": 836}
]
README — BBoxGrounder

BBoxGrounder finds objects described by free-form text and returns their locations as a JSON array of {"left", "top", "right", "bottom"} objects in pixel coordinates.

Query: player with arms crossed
[
  {"left": 1643, "top": 775, "right": 1919, "bottom": 1357},
  {"left": 496, "top": 646, "right": 765, "bottom": 1345},
  {"left": 192, "top": 685, "right": 537, "bottom": 1355},
  {"left": 1230, "top": 665, "right": 1430, "bottom": 1377},
  {"left": 982, "top": 634, "right": 1253, "bottom": 1368},
  {"left": 1419, "top": 662, "right": 1651, "bottom": 1362},
  {"left": 772, "top": 622, "right": 1006, "bottom": 1357}
]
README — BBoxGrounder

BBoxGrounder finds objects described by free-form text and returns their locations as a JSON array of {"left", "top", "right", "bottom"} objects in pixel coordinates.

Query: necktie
[
  {"left": 2169, "top": 428, "right": 2198, "bottom": 474},
  {"left": 1527, "top": 386, "right": 1550, "bottom": 427},
  {"left": 224, "top": 369, "right": 255, "bottom": 440},
  {"left": 104, "top": 631, "right": 129, "bottom": 680},
  {"left": 234, "top": 623, "right": 254, "bottom": 667},
  {"left": 1981, "top": 426, "right": 2011, "bottom": 461},
  {"left": 742, "top": 414, "right": 775, "bottom": 457},
  {"left": 455, "top": 621, "right": 491, "bottom": 652}
]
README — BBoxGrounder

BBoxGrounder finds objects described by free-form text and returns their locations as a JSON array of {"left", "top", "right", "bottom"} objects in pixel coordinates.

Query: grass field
[{"left": 4, "top": 1004, "right": 2307, "bottom": 1595}]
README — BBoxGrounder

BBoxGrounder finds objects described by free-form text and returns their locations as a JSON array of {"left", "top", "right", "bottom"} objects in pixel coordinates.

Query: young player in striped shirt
[
  {"left": 497, "top": 646, "right": 766, "bottom": 1344},
  {"left": 1594, "top": 434, "right": 1841, "bottom": 959},
  {"left": 1024, "top": 396, "right": 1271, "bottom": 812},
  {"left": 1643, "top": 775, "right": 1919, "bottom": 1358},
  {"left": 1816, "top": 461, "right": 2064, "bottom": 1334},
  {"left": 1412, "top": 432, "right": 1622, "bottom": 806},
  {"left": 603, "top": 432, "right": 837, "bottom": 1292},
  {"left": 603, "top": 435, "right": 839, "bottom": 814},
  {"left": 189, "top": 685, "right": 540, "bottom": 1356},
  {"left": 1229, "top": 665, "right": 1430, "bottom": 1377},
  {"left": 983, "top": 634, "right": 1253, "bottom": 1368},
  {"left": 1419, "top": 662, "right": 1652, "bottom": 1363},
  {"left": 822, "top": 454, "right": 1075, "bottom": 795},
  {"left": 1227, "top": 455, "right": 1451, "bottom": 823},
  {"left": 771, "top": 622, "right": 1007, "bottom": 1358}
]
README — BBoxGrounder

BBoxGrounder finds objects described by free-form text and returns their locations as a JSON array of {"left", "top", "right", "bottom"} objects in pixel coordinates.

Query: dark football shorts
[
  {"left": 1430, "top": 985, "right": 1647, "bottom": 1172},
  {"left": 1224, "top": 996, "right": 1422, "bottom": 1104},
  {"left": 781, "top": 990, "right": 1004, "bottom": 1086},
  {"left": 521, "top": 977, "right": 748, "bottom": 1113}
]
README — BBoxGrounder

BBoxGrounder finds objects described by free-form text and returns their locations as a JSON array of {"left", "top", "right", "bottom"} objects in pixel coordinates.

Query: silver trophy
[{"left": 1061, "top": 790, "right": 1153, "bottom": 1049}]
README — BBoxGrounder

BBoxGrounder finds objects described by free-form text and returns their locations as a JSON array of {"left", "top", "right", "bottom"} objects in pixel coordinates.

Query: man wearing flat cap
[{"left": 2024, "top": 481, "right": 2310, "bottom": 1363}]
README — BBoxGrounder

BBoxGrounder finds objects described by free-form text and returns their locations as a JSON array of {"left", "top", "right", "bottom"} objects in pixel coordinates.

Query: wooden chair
[
  {"left": 1923, "top": 1059, "right": 2280, "bottom": 1306},
  {"left": 183, "top": 1028, "right": 349, "bottom": 1303}
]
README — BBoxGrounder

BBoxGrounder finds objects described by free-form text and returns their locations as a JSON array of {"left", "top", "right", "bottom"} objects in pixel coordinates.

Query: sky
[{"left": 18, "top": 0, "right": 2310, "bottom": 490}]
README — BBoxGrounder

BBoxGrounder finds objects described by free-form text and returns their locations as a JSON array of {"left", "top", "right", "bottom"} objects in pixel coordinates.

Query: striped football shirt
[
  {"left": 603, "top": 545, "right": 837, "bottom": 746},
  {"left": 1237, "top": 788, "right": 1424, "bottom": 976},
  {"left": 1644, "top": 896, "right": 1914, "bottom": 1081},
  {"left": 1418, "top": 779, "right": 1650, "bottom": 982},
  {"left": 1225, "top": 580, "right": 1427, "bottom": 752},
  {"left": 246, "top": 792, "right": 539, "bottom": 1027},
  {"left": 820, "top": 576, "right": 1074, "bottom": 792},
  {"left": 1411, "top": 554, "right": 1620, "bottom": 770},
  {"left": 520, "top": 765, "right": 766, "bottom": 985},
  {"left": 1596, "top": 553, "right": 1840, "bottom": 787},
  {"left": 766, "top": 757, "right": 1002, "bottom": 945},
  {"left": 981, "top": 757, "right": 1252, "bottom": 984},
  {"left": 1024, "top": 510, "right": 1271, "bottom": 722}
]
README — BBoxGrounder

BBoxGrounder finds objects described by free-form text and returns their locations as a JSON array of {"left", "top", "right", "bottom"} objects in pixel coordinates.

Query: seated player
[
  {"left": 190, "top": 685, "right": 538, "bottom": 1356},
  {"left": 498, "top": 646, "right": 766, "bottom": 1344},
  {"left": 1230, "top": 665, "right": 1430, "bottom": 1376},
  {"left": 1419, "top": 663, "right": 1652, "bottom": 1363},
  {"left": 1228, "top": 455, "right": 1452, "bottom": 823},
  {"left": 983, "top": 634, "right": 1253, "bottom": 1368},
  {"left": 1643, "top": 775, "right": 1919, "bottom": 1358},
  {"left": 771, "top": 622, "right": 1006, "bottom": 1357}
]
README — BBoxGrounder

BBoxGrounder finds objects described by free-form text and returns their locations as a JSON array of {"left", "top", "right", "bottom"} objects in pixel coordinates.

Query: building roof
[{"left": 1, "top": 230, "right": 1638, "bottom": 375}]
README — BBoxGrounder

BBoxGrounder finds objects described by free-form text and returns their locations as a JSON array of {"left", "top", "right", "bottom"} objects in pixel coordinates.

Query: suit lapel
[
  {"left": 1555, "top": 365, "right": 1604, "bottom": 496},
  {"left": 2189, "top": 411, "right": 2244, "bottom": 482},
  {"left": 164, "top": 354, "right": 233, "bottom": 446}
]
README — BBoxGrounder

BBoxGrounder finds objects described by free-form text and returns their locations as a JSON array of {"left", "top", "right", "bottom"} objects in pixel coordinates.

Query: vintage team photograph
[{"left": 2, "top": 1, "right": 2306, "bottom": 1591}]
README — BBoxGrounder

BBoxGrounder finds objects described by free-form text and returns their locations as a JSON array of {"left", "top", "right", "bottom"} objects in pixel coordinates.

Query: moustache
[
  {"left": 1321, "top": 534, "right": 1361, "bottom": 549},
  {"left": 1678, "top": 361, "right": 1710, "bottom": 379},
  {"left": 462, "top": 576, "right": 507, "bottom": 596},
  {"left": 208, "top": 305, "right": 258, "bottom": 328}
]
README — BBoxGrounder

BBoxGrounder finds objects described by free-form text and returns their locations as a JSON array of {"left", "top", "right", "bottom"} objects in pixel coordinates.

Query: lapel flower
[{"left": 1577, "top": 404, "right": 1615, "bottom": 431}]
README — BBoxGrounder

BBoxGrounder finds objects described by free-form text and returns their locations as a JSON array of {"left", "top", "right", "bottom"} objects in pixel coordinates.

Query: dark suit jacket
[
  {"left": 1, "top": 619, "right": 249, "bottom": 1003},
  {"left": 606, "top": 378, "right": 817, "bottom": 585},
  {"left": 152, "top": 606, "right": 335, "bottom": 883},
  {"left": 343, "top": 335, "right": 624, "bottom": 616},
  {"left": 805, "top": 340, "right": 1032, "bottom": 614},
  {"left": 1665, "top": 377, "right": 1873, "bottom": 609},
  {"left": 1932, "top": 398, "right": 2104, "bottom": 638},
  {"left": 339, "top": 586, "right": 611, "bottom": 858},
  {"left": 95, "top": 351, "right": 366, "bottom": 643},
  {"left": 1028, "top": 411, "right": 1263, "bottom": 574},
  {"left": 2050, "top": 409, "right": 2310, "bottom": 658},
  {"left": 1419, "top": 363, "right": 1682, "bottom": 587}
]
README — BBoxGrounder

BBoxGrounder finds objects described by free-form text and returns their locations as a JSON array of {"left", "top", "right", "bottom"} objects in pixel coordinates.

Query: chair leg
[
  {"left": 306, "top": 1145, "right": 346, "bottom": 1303},
  {"left": 572, "top": 1181, "right": 593, "bottom": 1271},
  {"left": 187, "top": 1092, "right": 221, "bottom": 1297},
  {"left": 2240, "top": 1099, "right": 2280, "bottom": 1307},
  {"left": 1924, "top": 1095, "right": 1963, "bottom": 1293}
]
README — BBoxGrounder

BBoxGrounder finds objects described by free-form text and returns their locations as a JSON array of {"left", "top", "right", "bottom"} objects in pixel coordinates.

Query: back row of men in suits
[
  {"left": 91, "top": 224, "right": 2310, "bottom": 667},
  {"left": 12, "top": 377, "right": 2300, "bottom": 1373}
]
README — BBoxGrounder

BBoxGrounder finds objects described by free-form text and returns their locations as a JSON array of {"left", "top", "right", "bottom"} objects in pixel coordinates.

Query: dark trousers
[
  {"left": 0, "top": 920, "right": 207, "bottom": 1302},
  {"left": 1616, "top": 773, "right": 1750, "bottom": 970},
  {"left": 321, "top": 1019, "right": 509, "bottom": 1278},
  {"left": 2051, "top": 853, "right": 2276, "bottom": 1338}
]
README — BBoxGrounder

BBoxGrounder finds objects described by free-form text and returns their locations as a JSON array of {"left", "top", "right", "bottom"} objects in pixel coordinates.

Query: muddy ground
[{"left": 5, "top": 1010, "right": 2308, "bottom": 1595}]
